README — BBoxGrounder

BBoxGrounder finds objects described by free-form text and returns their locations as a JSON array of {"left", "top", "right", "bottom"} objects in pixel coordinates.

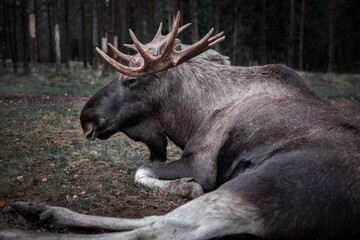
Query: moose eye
[{"left": 123, "top": 78, "right": 137, "bottom": 87}]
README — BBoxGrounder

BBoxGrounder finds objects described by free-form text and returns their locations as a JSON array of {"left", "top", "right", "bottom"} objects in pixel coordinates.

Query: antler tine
[
  {"left": 173, "top": 28, "right": 216, "bottom": 66},
  {"left": 209, "top": 31, "right": 224, "bottom": 42},
  {"left": 177, "top": 23, "right": 191, "bottom": 36},
  {"left": 123, "top": 43, "right": 137, "bottom": 51},
  {"left": 107, "top": 43, "right": 133, "bottom": 62},
  {"left": 154, "top": 22, "right": 163, "bottom": 39},
  {"left": 205, "top": 36, "right": 226, "bottom": 51},
  {"left": 161, "top": 11, "right": 181, "bottom": 59},
  {"left": 129, "top": 29, "right": 153, "bottom": 63},
  {"left": 96, "top": 47, "right": 143, "bottom": 77}
]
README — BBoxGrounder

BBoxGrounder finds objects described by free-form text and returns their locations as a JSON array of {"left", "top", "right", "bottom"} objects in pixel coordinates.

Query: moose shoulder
[{"left": 4, "top": 12, "right": 360, "bottom": 240}]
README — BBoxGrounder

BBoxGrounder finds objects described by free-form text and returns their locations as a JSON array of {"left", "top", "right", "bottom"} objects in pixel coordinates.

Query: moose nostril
[{"left": 83, "top": 122, "right": 95, "bottom": 140}]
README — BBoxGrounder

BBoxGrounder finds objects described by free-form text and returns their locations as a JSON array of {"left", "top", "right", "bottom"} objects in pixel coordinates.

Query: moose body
[{"left": 2, "top": 13, "right": 360, "bottom": 240}]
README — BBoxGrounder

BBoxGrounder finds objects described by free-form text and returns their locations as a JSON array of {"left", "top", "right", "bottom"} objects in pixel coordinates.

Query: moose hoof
[
  {"left": 12, "top": 202, "right": 71, "bottom": 228},
  {"left": 173, "top": 178, "right": 204, "bottom": 199}
]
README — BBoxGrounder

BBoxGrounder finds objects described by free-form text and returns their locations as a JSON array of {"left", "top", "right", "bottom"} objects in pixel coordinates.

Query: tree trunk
[
  {"left": 120, "top": 0, "right": 128, "bottom": 62},
  {"left": 190, "top": 0, "right": 199, "bottom": 42},
  {"left": 1, "top": 0, "right": 7, "bottom": 67},
  {"left": 47, "top": 1, "right": 54, "bottom": 64},
  {"left": 328, "top": 0, "right": 336, "bottom": 72},
  {"left": 64, "top": 0, "right": 70, "bottom": 68},
  {"left": 81, "top": 0, "right": 88, "bottom": 68},
  {"left": 261, "top": 0, "right": 267, "bottom": 65},
  {"left": 298, "top": 0, "right": 305, "bottom": 71},
  {"left": 34, "top": 0, "right": 40, "bottom": 62},
  {"left": 12, "top": 0, "right": 18, "bottom": 72},
  {"left": 21, "top": 0, "right": 30, "bottom": 73},
  {"left": 53, "top": 0, "right": 61, "bottom": 74},
  {"left": 99, "top": 0, "right": 108, "bottom": 76},
  {"left": 212, "top": 0, "right": 220, "bottom": 51},
  {"left": 6, "top": 1, "right": 13, "bottom": 69},
  {"left": 29, "top": 0, "right": 38, "bottom": 67},
  {"left": 287, "top": 0, "right": 294, "bottom": 68}
]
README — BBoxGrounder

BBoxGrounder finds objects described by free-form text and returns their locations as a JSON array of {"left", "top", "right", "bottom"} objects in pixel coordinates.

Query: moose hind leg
[{"left": 119, "top": 189, "right": 265, "bottom": 240}]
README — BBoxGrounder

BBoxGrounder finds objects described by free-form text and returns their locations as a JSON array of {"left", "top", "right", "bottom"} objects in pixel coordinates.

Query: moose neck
[{"left": 158, "top": 59, "right": 248, "bottom": 149}]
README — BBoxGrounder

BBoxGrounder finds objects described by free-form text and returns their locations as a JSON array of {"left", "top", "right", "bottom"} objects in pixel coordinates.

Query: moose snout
[{"left": 82, "top": 121, "right": 96, "bottom": 140}]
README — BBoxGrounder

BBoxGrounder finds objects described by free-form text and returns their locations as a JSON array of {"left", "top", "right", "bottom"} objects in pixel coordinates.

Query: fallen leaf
[
  {"left": 0, "top": 200, "right": 6, "bottom": 208},
  {"left": 16, "top": 176, "right": 24, "bottom": 182},
  {"left": 115, "top": 190, "right": 122, "bottom": 196},
  {"left": 42, "top": 178, "right": 47, "bottom": 182},
  {"left": 17, "top": 188, "right": 23, "bottom": 194},
  {"left": 46, "top": 199, "right": 54, "bottom": 203}
]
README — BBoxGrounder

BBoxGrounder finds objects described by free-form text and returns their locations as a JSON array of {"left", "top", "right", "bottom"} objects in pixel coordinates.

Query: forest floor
[{"left": 0, "top": 62, "right": 359, "bottom": 235}]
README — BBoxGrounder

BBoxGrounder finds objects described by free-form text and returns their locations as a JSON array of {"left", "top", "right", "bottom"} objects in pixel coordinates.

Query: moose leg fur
[
  {"left": 10, "top": 201, "right": 160, "bottom": 231},
  {"left": 134, "top": 165, "right": 204, "bottom": 199},
  {"left": 1, "top": 188, "right": 264, "bottom": 240}
]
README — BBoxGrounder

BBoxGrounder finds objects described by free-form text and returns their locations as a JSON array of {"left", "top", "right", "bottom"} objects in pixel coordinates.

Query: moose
[{"left": 1, "top": 12, "right": 360, "bottom": 240}]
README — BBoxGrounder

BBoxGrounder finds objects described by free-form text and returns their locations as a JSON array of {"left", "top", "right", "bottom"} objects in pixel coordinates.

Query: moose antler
[{"left": 96, "top": 11, "right": 225, "bottom": 77}]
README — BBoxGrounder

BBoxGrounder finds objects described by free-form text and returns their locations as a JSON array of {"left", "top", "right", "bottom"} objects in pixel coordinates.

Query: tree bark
[
  {"left": 298, "top": 0, "right": 305, "bottom": 71},
  {"left": 81, "top": 0, "right": 88, "bottom": 68},
  {"left": 99, "top": 0, "right": 108, "bottom": 76},
  {"left": 29, "top": 0, "right": 38, "bottom": 66},
  {"left": 5, "top": 1, "right": 13, "bottom": 69},
  {"left": 12, "top": 0, "right": 18, "bottom": 72},
  {"left": 34, "top": 0, "right": 40, "bottom": 62},
  {"left": 328, "top": 0, "right": 336, "bottom": 72},
  {"left": 287, "top": 0, "right": 294, "bottom": 68},
  {"left": 53, "top": 0, "right": 61, "bottom": 74},
  {"left": 261, "top": 0, "right": 267, "bottom": 65},
  {"left": 1, "top": 0, "right": 6, "bottom": 67},
  {"left": 190, "top": 0, "right": 199, "bottom": 42},
  {"left": 47, "top": 1, "right": 54, "bottom": 64},
  {"left": 64, "top": 0, "right": 70, "bottom": 68},
  {"left": 21, "top": 0, "right": 30, "bottom": 73}
]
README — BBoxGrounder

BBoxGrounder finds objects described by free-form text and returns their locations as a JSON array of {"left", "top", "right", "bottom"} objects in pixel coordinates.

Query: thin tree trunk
[
  {"left": 34, "top": 0, "right": 40, "bottom": 62},
  {"left": 47, "top": 1, "right": 54, "bottom": 64},
  {"left": 12, "top": 0, "right": 17, "bottom": 72},
  {"left": 91, "top": 0, "right": 98, "bottom": 69},
  {"left": 120, "top": 0, "right": 128, "bottom": 61},
  {"left": 64, "top": 0, "right": 70, "bottom": 68},
  {"left": 53, "top": 0, "right": 61, "bottom": 74},
  {"left": 298, "top": 0, "right": 305, "bottom": 71},
  {"left": 21, "top": 0, "right": 29, "bottom": 73},
  {"left": 6, "top": 1, "right": 13, "bottom": 70},
  {"left": 1, "top": 0, "right": 7, "bottom": 67},
  {"left": 162, "top": 0, "right": 166, "bottom": 29},
  {"left": 232, "top": 1, "right": 238, "bottom": 65},
  {"left": 190, "top": 0, "right": 199, "bottom": 42},
  {"left": 81, "top": 0, "right": 88, "bottom": 68},
  {"left": 261, "top": 0, "right": 266, "bottom": 65},
  {"left": 99, "top": 0, "right": 108, "bottom": 76},
  {"left": 288, "top": 0, "right": 294, "bottom": 68},
  {"left": 328, "top": 0, "right": 336, "bottom": 72},
  {"left": 29, "top": 0, "right": 38, "bottom": 67},
  {"left": 88, "top": 0, "right": 93, "bottom": 66}
]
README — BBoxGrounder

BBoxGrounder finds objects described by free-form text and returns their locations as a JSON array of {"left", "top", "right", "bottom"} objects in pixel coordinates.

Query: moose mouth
[{"left": 83, "top": 122, "right": 116, "bottom": 141}]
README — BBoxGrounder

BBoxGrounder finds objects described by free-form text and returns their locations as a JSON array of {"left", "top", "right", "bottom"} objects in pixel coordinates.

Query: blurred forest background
[{"left": 1, "top": 0, "right": 360, "bottom": 75}]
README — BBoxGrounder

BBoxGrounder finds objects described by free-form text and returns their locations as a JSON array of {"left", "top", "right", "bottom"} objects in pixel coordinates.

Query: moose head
[{"left": 80, "top": 12, "right": 225, "bottom": 161}]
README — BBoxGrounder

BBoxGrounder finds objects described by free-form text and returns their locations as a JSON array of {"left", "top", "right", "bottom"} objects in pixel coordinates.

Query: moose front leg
[
  {"left": 134, "top": 153, "right": 218, "bottom": 199},
  {"left": 10, "top": 202, "right": 160, "bottom": 231}
]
